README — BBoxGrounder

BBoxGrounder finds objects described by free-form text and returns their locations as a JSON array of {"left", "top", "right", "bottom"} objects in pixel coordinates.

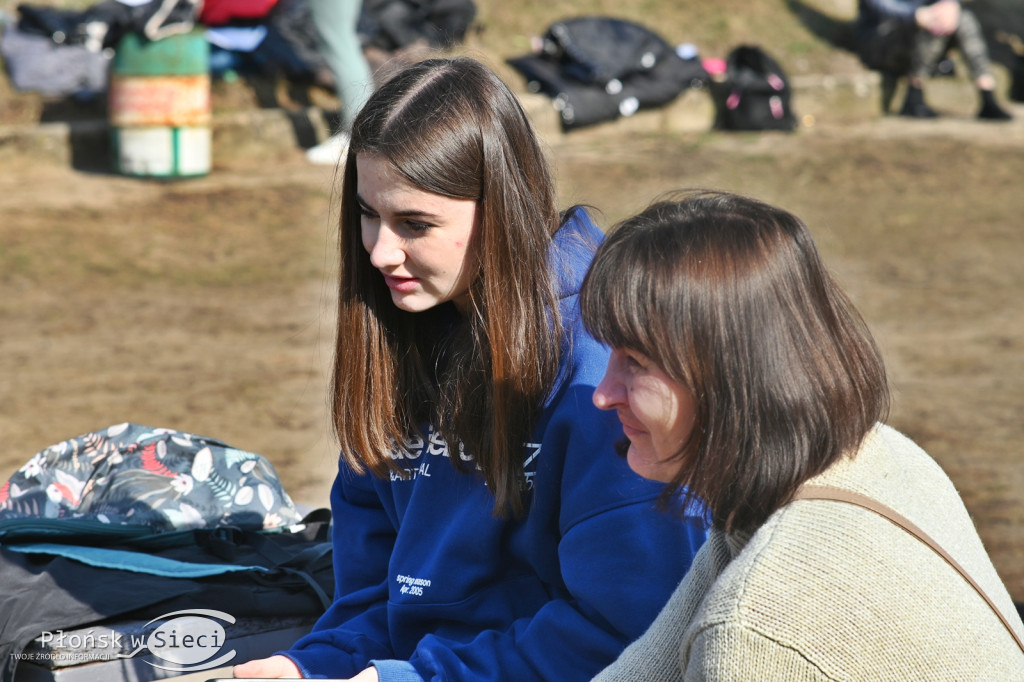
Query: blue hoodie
[{"left": 283, "top": 208, "right": 708, "bottom": 681}]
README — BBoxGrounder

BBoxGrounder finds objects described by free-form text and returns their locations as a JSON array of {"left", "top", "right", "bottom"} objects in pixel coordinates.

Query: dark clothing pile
[
  {"left": 3, "top": 0, "right": 328, "bottom": 94},
  {"left": 507, "top": 16, "right": 709, "bottom": 131},
  {"left": 14, "top": 0, "right": 200, "bottom": 51},
  {"left": 359, "top": 0, "right": 476, "bottom": 52},
  {"left": 1, "top": 0, "right": 477, "bottom": 98}
]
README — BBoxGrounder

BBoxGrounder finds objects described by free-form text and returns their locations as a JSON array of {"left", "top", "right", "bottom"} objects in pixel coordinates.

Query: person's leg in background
[
  {"left": 954, "top": 8, "right": 1012, "bottom": 120},
  {"left": 306, "top": 0, "right": 375, "bottom": 164},
  {"left": 900, "top": 27, "right": 947, "bottom": 118}
]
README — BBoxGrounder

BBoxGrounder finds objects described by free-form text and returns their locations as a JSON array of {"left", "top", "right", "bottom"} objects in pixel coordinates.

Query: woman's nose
[
  {"left": 593, "top": 354, "right": 625, "bottom": 410},
  {"left": 366, "top": 222, "right": 403, "bottom": 269}
]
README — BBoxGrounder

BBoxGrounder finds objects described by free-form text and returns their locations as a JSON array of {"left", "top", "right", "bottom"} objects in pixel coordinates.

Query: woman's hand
[
  {"left": 233, "top": 654, "right": 303, "bottom": 678},
  {"left": 915, "top": 0, "right": 960, "bottom": 36},
  {"left": 232, "top": 657, "right": 379, "bottom": 681}
]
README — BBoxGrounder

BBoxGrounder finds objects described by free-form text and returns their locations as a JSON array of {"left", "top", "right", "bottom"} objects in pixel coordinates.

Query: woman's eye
[
  {"left": 358, "top": 205, "right": 378, "bottom": 220},
  {"left": 626, "top": 351, "right": 653, "bottom": 372},
  {"left": 618, "top": 350, "right": 645, "bottom": 372},
  {"left": 405, "top": 220, "right": 431, "bottom": 233}
]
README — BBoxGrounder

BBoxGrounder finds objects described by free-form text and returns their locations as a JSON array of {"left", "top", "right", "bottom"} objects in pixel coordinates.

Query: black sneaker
[
  {"left": 899, "top": 101, "right": 939, "bottom": 119},
  {"left": 978, "top": 102, "right": 1013, "bottom": 121}
]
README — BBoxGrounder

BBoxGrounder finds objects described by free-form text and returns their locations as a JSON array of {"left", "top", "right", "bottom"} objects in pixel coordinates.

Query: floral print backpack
[{"left": 0, "top": 423, "right": 304, "bottom": 540}]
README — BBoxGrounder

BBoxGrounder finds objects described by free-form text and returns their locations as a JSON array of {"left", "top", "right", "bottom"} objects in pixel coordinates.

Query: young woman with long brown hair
[{"left": 234, "top": 58, "right": 707, "bottom": 682}]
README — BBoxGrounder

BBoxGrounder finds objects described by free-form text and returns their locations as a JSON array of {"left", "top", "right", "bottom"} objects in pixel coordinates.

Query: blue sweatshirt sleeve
[
  {"left": 371, "top": 659, "right": 422, "bottom": 682},
  {"left": 283, "top": 467, "right": 399, "bottom": 678}
]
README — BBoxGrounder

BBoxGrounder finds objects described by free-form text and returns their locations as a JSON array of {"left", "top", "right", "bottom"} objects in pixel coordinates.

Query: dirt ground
[{"left": 1, "top": 69, "right": 1023, "bottom": 605}]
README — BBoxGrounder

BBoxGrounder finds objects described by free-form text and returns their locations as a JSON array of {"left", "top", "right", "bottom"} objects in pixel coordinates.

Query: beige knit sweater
[{"left": 593, "top": 424, "right": 1024, "bottom": 681}]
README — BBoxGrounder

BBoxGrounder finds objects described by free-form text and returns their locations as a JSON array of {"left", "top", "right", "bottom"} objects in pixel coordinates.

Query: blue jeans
[{"left": 308, "top": 0, "right": 374, "bottom": 131}]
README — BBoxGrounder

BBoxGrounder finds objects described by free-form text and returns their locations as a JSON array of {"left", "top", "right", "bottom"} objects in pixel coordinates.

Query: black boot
[
  {"left": 978, "top": 89, "right": 1013, "bottom": 121},
  {"left": 899, "top": 85, "right": 939, "bottom": 118}
]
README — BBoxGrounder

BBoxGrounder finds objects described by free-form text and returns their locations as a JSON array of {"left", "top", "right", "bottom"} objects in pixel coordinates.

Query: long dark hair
[
  {"left": 332, "top": 57, "right": 562, "bottom": 516},
  {"left": 580, "top": 190, "right": 889, "bottom": 534}
]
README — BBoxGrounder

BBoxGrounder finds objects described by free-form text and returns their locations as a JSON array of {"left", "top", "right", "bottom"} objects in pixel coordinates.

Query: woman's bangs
[{"left": 583, "top": 243, "right": 661, "bottom": 355}]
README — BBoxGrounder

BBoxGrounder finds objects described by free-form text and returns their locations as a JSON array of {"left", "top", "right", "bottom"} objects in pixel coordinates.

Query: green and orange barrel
[{"left": 109, "top": 29, "right": 211, "bottom": 178}]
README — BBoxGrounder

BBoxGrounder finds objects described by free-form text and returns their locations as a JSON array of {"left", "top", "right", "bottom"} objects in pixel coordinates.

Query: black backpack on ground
[{"left": 712, "top": 45, "right": 797, "bottom": 131}]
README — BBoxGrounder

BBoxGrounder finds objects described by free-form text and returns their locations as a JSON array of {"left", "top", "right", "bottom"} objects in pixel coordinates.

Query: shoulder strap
[{"left": 792, "top": 484, "right": 1024, "bottom": 654}]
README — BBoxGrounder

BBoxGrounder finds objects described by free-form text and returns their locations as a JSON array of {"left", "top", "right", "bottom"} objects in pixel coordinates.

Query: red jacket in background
[{"left": 199, "top": 0, "right": 280, "bottom": 26}]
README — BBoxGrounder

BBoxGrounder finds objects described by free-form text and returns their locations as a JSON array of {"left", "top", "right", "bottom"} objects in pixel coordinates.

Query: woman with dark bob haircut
[
  {"left": 583, "top": 190, "right": 1024, "bottom": 680},
  {"left": 233, "top": 58, "right": 707, "bottom": 681}
]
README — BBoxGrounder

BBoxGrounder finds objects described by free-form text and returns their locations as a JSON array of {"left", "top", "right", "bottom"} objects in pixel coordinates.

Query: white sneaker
[{"left": 305, "top": 132, "right": 350, "bottom": 166}]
